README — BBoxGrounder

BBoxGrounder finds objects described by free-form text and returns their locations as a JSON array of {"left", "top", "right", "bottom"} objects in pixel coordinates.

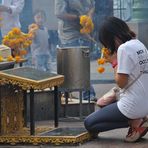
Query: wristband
[{"left": 111, "top": 59, "right": 118, "bottom": 68}]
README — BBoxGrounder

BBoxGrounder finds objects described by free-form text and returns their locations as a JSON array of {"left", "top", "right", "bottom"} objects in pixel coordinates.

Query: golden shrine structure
[{"left": 0, "top": 67, "right": 91, "bottom": 145}]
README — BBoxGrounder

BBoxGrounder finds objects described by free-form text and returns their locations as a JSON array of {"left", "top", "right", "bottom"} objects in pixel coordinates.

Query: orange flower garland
[
  {"left": 15, "top": 55, "right": 21, "bottom": 62},
  {"left": 80, "top": 15, "right": 94, "bottom": 34},
  {"left": 7, "top": 55, "right": 15, "bottom": 61},
  {"left": 2, "top": 27, "right": 32, "bottom": 58},
  {"left": 102, "top": 47, "right": 111, "bottom": 56},
  {"left": 97, "top": 67, "right": 105, "bottom": 73},
  {"left": 97, "top": 58, "right": 106, "bottom": 65},
  {"left": 0, "top": 25, "right": 41, "bottom": 62},
  {"left": 97, "top": 48, "right": 110, "bottom": 73},
  {"left": 19, "top": 49, "right": 27, "bottom": 56}
]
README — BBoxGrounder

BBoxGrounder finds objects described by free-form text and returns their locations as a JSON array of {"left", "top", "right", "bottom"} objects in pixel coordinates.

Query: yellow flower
[
  {"left": 0, "top": 56, "right": 4, "bottom": 62},
  {"left": 102, "top": 47, "right": 111, "bottom": 57},
  {"left": 12, "top": 27, "right": 21, "bottom": 35},
  {"left": 19, "top": 49, "right": 27, "bottom": 56},
  {"left": 80, "top": 15, "right": 94, "bottom": 34},
  {"left": 2, "top": 27, "right": 33, "bottom": 57},
  {"left": 8, "top": 31, "right": 15, "bottom": 39},
  {"left": 97, "top": 47, "right": 110, "bottom": 74},
  {"left": 2, "top": 38, "right": 9, "bottom": 45},
  {"left": 7, "top": 55, "right": 15, "bottom": 61},
  {"left": 15, "top": 55, "right": 21, "bottom": 62},
  {"left": 97, "top": 58, "right": 106, "bottom": 65},
  {"left": 80, "top": 15, "right": 88, "bottom": 25},
  {"left": 97, "top": 67, "right": 105, "bottom": 73},
  {"left": 9, "top": 40, "right": 18, "bottom": 49}
]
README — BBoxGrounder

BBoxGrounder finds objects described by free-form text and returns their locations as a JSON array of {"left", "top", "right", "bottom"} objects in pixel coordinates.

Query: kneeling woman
[{"left": 84, "top": 17, "right": 148, "bottom": 142}]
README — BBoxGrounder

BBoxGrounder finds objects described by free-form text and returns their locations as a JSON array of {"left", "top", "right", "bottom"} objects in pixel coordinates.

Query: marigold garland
[
  {"left": 80, "top": 15, "right": 94, "bottom": 34},
  {"left": 102, "top": 47, "right": 111, "bottom": 56},
  {"left": 0, "top": 23, "right": 41, "bottom": 62},
  {"left": 2, "top": 28, "right": 32, "bottom": 50},
  {"left": 97, "top": 48, "right": 110, "bottom": 73},
  {"left": 0, "top": 27, "right": 36, "bottom": 63},
  {"left": 2, "top": 28, "right": 32, "bottom": 58},
  {"left": 97, "top": 58, "right": 106, "bottom": 65},
  {"left": 15, "top": 55, "right": 21, "bottom": 62},
  {"left": 97, "top": 67, "right": 105, "bottom": 73},
  {"left": 7, "top": 55, "right": 15, "bottom": 61}
]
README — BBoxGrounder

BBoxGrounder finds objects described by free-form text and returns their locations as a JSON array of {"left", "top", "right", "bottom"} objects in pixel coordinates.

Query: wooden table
[{"left": 0, "top": 67, "right": 64, "bottom": 135}]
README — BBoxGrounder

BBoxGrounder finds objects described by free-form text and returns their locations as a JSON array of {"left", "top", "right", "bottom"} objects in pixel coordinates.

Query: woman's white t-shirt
[{"left": 117, "top": 39, "right": 148, "bottom": 119}]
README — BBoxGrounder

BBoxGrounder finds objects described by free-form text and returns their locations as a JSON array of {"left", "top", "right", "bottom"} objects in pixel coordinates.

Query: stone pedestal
[{"left": 127, "top": 21, "right": 148, "bottom": 48}]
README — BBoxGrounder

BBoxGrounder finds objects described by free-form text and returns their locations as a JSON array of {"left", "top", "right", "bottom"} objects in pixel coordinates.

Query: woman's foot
[
  {"left": 125, "top": 118, "right": 148, "bottom": 142},
  {"left": 89, "top": 132, "right": 98, "bottom": 139}
]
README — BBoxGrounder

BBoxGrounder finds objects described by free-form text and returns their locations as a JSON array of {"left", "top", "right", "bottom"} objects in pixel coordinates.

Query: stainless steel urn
[{"left": 57, "top": 46, "right": 90, "bottom": 90}]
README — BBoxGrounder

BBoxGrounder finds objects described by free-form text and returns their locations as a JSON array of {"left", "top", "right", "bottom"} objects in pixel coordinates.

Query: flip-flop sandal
[
  {"left": 125, "top": 119, "right": 148, "bottom": 142},
  {"left": 139, "top": 118, "right": 148, "bottom": 137},
  {"left": 125, "top": 127, "right": 148, "bottom": 142}
]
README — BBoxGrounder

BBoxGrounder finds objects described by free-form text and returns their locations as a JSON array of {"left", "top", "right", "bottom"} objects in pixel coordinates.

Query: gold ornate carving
[
  {"left": 0, "top": 75, "right": 64, "bottom": 90},
  {"left": 0, "top": 132, "right": 90, "bottom": 145},
  {"left": 0, "top": 68, "right": 71, "bottom": 146},
  {"left": 0, "top": 85, "right": 24, "bottom": 135}
]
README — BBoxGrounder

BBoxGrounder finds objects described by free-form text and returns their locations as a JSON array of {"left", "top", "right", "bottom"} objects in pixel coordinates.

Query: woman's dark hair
[{"left": 99, "top": 17, "right": 136, "bottom": 54}]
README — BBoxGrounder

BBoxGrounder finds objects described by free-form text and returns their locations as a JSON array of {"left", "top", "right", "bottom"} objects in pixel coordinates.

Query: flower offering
[
  {"left": 80, "top": 15, "right": 94, "bottom": 34},
  {"left": 97, "top": 48, "right": 111, "bottom": 73},
  {"left": 2, "top": 27, "right": 32, "bottom": 59}
]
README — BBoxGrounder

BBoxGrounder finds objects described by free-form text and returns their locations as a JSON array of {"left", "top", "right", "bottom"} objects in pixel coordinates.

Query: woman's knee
[{"left": 84, "top": 117, "right": 93, "bottom": 131}]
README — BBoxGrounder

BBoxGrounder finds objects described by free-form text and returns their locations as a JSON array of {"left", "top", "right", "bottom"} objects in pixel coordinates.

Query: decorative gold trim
[
  {"left": 0, "top": 85, "right": 24, "bottom": 135},
  {"left": 0, "top": 132, "right": 91, "bottom": 145},
  {"left": 0, "top": 73, "right": 64, "bottom": 90}
]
